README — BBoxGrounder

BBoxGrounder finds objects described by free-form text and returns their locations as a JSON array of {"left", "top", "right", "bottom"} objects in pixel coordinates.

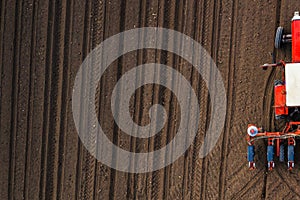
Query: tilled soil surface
[{"left": 1, "top": 0, "right": 300, "bottom": 199}]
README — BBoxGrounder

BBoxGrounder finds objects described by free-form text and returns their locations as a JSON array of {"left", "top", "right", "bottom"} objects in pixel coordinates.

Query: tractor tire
[
  {"left": 279, "top": 144, "right": 284, "bottom": 162},
  {"left": 275, "top": 27, "right": 284, "bottom": 49}
]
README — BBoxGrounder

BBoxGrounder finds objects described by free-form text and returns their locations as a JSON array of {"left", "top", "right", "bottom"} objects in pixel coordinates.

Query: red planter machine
[{"left": 247, "top": 11, "right": 300, "bottom": 170}]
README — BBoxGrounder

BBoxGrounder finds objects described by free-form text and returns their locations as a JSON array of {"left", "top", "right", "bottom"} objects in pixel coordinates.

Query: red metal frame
[
  {"left": 274, "top": 84, "right": 288, "bottom": 116},
  {"left": 246, "top": 122, "right": 300, "bottom": 143},
  {"left": 292, "top": 14, "right": 300, "bottom": 62}
]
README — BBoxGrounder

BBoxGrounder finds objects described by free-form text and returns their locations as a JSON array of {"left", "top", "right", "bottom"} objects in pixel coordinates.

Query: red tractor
[{"left": 247, "top": 11, "right": 300, "bottom": 170}]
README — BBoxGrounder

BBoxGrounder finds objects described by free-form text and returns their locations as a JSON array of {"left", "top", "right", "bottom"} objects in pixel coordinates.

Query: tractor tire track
[
  {"left": 91, "top": 0, "right": 108, "bottom": 199},
  {"left": 0, "top": 1, "right": 17, "bottom": 199},
  {"left": 42, "top": 0, "right": 69, "bottom": 199},
  {"left": 191, "top": 0, "right": 224, "bottom": 199},
  {"left": 61, "top": 0, "right": 86, "bottom": 199},
  {"left": 25, "top": 1, "right": 50, "bottom": 199},
  {"left": 38, "top": 0, "right": 55, "bottom": 199},
  {"left": 163, "top": 1, "right": 198, "bottom": 199},
  {"left": 189, "top": 0, "right": 220, "bottom": 199},
  {"left": 23, "top": 0, "right": 37, "bottom": 199},
  {"left": 188, "top": 1, "right": 207, "bottom": 199},
  {"left": 178, "top": 1, "right": 201, "bottom": 199},
  {"left": 8, "top": 0, "right": 22, "bottom": 198},
  {"left": 98, "top": 1, "right": 128, "bottom": 199},
  {"left": 217, "top": 1, "right": 238, "bottom": 197},
  {"left": 10, "top": 0, "right": 37, "bottom": 199},
  {"left": 109, "top": 0, "right": 145, "bottom": 199},
  {"left": 231, "top": 172, "right": 265, "bottom": 200},
  {"left": 148, "top": 1, "right": 171, "bottom": 199},
  {"left": 75, "top": 0, "right": 88, "bottom": 198},
  {"left": 266, "top": 169, "right": 300, "bottom": 199},
  {"left": 158, "top": 0, "right": 174, "bottom": 195},
  {"left": 55, "top": 0, "right": 72, "bottom": 199},
  {"left": 162, "top": 0, "right": 187, "bottom": 199},
  {"left": 124, "top": 0, "right": 147, "bottom": 199},
  {"left": 77, "top": 0, "right": 98, "bottom": 199},
  {"left": 24, "top": 1, "right": 39, "bottom": 199},
  {"left": 145, "top": 1, "right": 170, "bottom": 199}
]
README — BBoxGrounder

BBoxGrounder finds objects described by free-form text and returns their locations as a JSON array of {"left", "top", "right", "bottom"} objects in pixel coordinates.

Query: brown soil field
[{"left": 1, "top": 0, "right": 300, "bottom": 199}]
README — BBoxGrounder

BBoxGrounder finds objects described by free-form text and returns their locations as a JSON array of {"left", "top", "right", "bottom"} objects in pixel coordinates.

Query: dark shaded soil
[{"left": 1, "top": 0, "right": 300, "bottom": 199}]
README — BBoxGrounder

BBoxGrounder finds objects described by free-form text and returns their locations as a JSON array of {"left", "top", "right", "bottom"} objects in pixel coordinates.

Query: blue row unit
[
  {"left": 247, "top": 146, "right": 254, "bottom": 162},
  {"left": 288, "top": 145, "right": 294, "bottom": 162},
  {"left": 279, "top": 144, "right": 285, "bottom": 162},
  {"left": 267, "top": 146, "right": 274, "bottom": 162}
]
